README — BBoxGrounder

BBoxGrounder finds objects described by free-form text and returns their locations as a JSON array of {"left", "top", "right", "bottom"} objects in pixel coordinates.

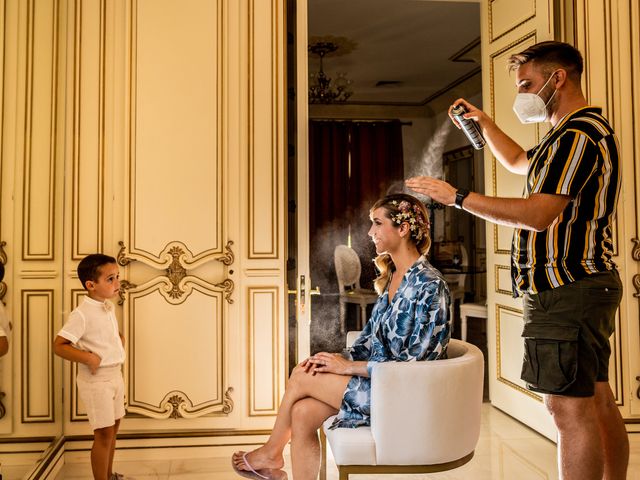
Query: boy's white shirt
[
  {"left": 0, "top": 302, "right": 10, "bottom": 337},
  {"left": 57, "top": 296, "right": 125, "bottom": 367}
]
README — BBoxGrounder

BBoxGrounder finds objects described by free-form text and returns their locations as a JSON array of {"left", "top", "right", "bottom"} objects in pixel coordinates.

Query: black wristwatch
[{"left": 454, "top": 188, "right": 470, "bottom": 210}]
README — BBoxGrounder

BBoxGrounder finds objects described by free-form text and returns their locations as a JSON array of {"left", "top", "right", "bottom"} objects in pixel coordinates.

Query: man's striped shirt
[{"left": 511, "top": 106, "right": 621, "bottom": 296}]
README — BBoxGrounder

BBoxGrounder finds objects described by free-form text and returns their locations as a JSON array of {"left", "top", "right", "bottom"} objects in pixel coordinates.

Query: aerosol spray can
[{"left": 451, "top": 104, "right": 486, "bottom": 150}]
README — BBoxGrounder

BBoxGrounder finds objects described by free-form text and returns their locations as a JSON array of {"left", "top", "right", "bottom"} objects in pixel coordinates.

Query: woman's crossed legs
[{"left": 232, "top": 363, "right": 351, "bottom": 478}]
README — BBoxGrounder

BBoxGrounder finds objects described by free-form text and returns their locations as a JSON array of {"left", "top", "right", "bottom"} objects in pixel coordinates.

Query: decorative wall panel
[
  {"left": 21, "top": 290, "right": 54, "bottom": 422},
  {"left": 125, "top": 279, "right": 230, "bottom": 418},
  {"left": 71, "top": 0, "right": 106, "bottom": 259},
  {"left": 69, "top": 289, "right": 87, "bottom": 421},
  {"left": 248, "top": 287, "right": 280, "bottom": 416},
  {"left": 21, "top": 0, "right": 59, "bottom": 260},
  {"left": 495, "top": 304, "right": 539, "bottom": 400},
  {"left": 248, "top": 0, "right": 280, "bottom": 259},
  {"left": 128, "top": 0, "right": 223, "bottom": 263},
  {"left": 489, "top": 33, "right": 545, "bottom": 254},
  {"left": 494, "top": 265, "right": 512, "bottom": 296}
]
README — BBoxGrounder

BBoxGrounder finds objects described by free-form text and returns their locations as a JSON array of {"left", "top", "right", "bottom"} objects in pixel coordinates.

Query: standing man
[{"left": 406, "top": 41, "right": 628, "bottom": 480}]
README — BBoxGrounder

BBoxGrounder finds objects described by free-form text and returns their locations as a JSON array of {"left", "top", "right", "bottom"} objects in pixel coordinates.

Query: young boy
[
  {"left": 54, "top": 254, "right": 126, "bottom": 480},
  {"left": 0, "top": 263, "right": 10, "bottom": 357}
]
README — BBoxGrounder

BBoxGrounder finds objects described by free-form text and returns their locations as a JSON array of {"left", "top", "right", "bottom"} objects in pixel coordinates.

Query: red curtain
[
  {"left": 309, "top": 121, "right": 351, "bottom": 291},
  {"left": 308, "top": 120, "right": 404, "bottom": 291}
]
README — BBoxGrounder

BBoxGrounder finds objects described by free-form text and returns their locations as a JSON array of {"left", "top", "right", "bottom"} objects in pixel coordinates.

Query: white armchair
[{"left": 320, "top": 337, "right": 484, "bottom": 480}]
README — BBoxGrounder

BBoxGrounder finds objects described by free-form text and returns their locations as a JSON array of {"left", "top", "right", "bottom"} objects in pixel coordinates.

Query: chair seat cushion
[{"left": 323, "top": 416, "right": 377, "bottom": 465}]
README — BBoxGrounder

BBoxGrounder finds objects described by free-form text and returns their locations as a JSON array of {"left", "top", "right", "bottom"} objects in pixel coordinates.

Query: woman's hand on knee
[{"left": 308, "top": 352, "right": 351, "bottom": 376}]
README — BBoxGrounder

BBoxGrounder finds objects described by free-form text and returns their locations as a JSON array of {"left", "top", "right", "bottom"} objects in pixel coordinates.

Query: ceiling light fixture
[{"left": 308, "top": 41, "right": 353, "bottom": 104}]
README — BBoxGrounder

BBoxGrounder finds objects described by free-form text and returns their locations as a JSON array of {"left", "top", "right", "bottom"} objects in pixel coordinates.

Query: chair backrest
[
  {"left": 370, "top": 339, "right": 484, "bottom": 465},
  {"left": 334, "top": 245, "right": 362, "bottom": 292}
]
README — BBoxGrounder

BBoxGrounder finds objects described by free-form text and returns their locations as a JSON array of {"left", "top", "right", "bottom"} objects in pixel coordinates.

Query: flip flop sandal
[{"left": 231, "top": 452, "right": 270, "bottom": 479}]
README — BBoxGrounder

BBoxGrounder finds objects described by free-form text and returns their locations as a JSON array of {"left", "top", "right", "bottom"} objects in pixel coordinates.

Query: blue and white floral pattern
[{"left": 330, "top": 256, "right": 450, "bottom": 429}]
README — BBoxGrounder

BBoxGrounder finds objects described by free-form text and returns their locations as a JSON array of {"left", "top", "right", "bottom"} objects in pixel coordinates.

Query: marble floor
[{"left": 32, "top": 404, "right": 637, "bottom": 479}]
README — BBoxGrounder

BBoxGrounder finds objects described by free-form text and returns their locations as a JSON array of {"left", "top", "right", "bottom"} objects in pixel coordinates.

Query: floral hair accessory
[{"left": 389, "top": 200, "right": 429, "bottom": 241}]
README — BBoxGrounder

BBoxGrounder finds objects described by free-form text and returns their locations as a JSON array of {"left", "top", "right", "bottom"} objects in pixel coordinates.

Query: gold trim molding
[
  {"left": 127, "top": 388, "right": 234, "bottom": 420},
  {"left": 166, "top": 246, "right": 188, "bottom": 299},
  {"left": 0, "top": 241, "right": 6, "bottom": 304},
  {"left": 117, "top": 279, "right": 137, "bottom": 306},
  {"left": 118, "top": 240, "right": 235, "bottom": 270},
  {"left": 633, "top": 238, "right": 640, "bottom": 298}
]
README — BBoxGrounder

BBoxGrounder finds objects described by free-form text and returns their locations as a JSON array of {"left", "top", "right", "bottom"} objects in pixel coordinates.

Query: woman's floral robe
[{"left": 330, "top": 256, "right": 450, "bottom": 429}]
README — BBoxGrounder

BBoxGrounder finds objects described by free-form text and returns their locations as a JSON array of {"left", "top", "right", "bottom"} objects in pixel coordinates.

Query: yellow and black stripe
[{"left": 511, "top": 106, "right": 621, "bottom": 296}]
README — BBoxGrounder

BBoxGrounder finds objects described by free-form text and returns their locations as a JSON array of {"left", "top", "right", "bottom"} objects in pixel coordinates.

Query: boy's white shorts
[{"left": 77, "top": 365, "right": 125, "bottom": 431}]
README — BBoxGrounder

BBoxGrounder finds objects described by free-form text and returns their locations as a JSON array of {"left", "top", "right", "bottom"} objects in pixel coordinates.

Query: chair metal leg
[
  {"left": 339, "top": 301, "right": 346, "bottom": 334},
  {"left": 449, "top": 300, "right": 455, "bottom": 335},
  {"left": 359, "top": 303, "right": 367, "bottom": 330},
  {"left": 461, "top": 312, "right": 468, "bottom": 341}
]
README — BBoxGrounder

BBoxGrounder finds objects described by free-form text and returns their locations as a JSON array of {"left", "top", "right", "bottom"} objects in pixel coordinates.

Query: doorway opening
[{"left": 287, "top": 0, "right": 486, "bottom": 372}]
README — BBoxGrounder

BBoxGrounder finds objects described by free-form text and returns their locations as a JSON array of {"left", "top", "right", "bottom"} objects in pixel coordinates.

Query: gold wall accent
[
  {"left": 633, "top": 238, "right": 640, "bottom": 298},
  {"left": 21, "top": 290, "right": 55, "bottom": 422},
  {"left": 117, "top": 279, "right": 137, "bottom": 306},
  {"left": 21, "top": 0, "right": 59, "bottom": 261},
  {"left": 166, "top": 246, "right": 188, "bottom": 299},
  {"left": 248, "top": 287, "right": 280, "bottom": 416},
  {"left": 0, "top": 241, "right": 7, "bottom": 303},
  {"left": 215, "top": 241, "right": 235, "bottom": 266},
  {"left": 117, "top": 240, "right": 137, "bottom": 266},
  {"left": 143, "top": 388, "right": 234, "bottom": 420}
]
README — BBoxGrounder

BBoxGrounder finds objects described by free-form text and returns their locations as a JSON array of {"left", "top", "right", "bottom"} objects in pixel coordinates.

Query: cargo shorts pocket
[{"left": 520, "top": 323, "right": 580, "bottom": 393}]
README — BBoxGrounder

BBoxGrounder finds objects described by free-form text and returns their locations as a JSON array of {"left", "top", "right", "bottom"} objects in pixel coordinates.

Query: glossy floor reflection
[{"left": 52, "top": 404, "right": 640, "bottom": 480}]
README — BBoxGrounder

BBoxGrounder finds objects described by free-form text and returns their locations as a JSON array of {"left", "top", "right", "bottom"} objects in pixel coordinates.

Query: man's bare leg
[
  {"left": 593, "top": 381, "right": 628, "bottom": 480},
  {"left": 545, "top": 394, "right": 604, "bottom": 480}
]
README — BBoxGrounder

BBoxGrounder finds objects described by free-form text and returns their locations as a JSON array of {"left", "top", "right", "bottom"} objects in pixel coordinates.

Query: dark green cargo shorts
[{"left": 521, "top": 269, "right": 622, "bottom": 397}]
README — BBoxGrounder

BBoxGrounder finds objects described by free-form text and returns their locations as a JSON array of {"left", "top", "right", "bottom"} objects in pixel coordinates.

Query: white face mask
[{"left": 512, "top": 71, "right": 559, "bottom": 124}]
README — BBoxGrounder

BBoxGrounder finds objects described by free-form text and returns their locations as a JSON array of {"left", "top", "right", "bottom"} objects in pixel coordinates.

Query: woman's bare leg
[
  {"left": 290, "top": 398, "right": 338, "bottom": 480},
  {"left": 232, "top": 365, "right": 351, "bottom": 471}
]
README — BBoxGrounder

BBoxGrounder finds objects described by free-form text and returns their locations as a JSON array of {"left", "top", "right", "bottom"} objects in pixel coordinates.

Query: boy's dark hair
[
  {"left": 508, "top": 41, "right": 583, "bottom": 83},
  {"left": 78, "top": 254, "right": 117, "bottom": 290},
  {"left": 0, "top": 262, "right": 4, "bottom": 283}
]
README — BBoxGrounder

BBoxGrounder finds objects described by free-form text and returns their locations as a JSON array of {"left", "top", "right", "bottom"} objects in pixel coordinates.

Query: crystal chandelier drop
[{"left": 308, "top": 41, "right": 353, "bottom": 104}]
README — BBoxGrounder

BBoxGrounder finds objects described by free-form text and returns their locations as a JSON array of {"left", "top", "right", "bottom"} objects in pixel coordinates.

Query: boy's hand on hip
[{"left": 87, "top": 352, "right": 102, "bottom": 374}]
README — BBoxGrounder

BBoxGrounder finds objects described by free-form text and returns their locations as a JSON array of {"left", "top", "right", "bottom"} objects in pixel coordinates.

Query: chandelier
[{"left": 308, "top": 41, "right": 353, "bottom": 104}]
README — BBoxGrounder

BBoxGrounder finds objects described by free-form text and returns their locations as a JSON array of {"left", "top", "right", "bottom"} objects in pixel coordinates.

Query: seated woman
[{"left": 232, "top": 193, "right": 450, "bottom": 480}]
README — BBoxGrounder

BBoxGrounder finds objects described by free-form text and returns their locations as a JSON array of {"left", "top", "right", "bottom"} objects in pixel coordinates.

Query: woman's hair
[{"left": 370, "top": 194, "right": 431, "bottom": 294}]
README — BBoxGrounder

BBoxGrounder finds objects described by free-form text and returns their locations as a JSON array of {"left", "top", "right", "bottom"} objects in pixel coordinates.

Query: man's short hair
[
  {"left": 78, "top": 254, "right": 117, "bottom": 290},
  {"left": 508, "top": 41, "right": 583, "bottom": 83}
]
